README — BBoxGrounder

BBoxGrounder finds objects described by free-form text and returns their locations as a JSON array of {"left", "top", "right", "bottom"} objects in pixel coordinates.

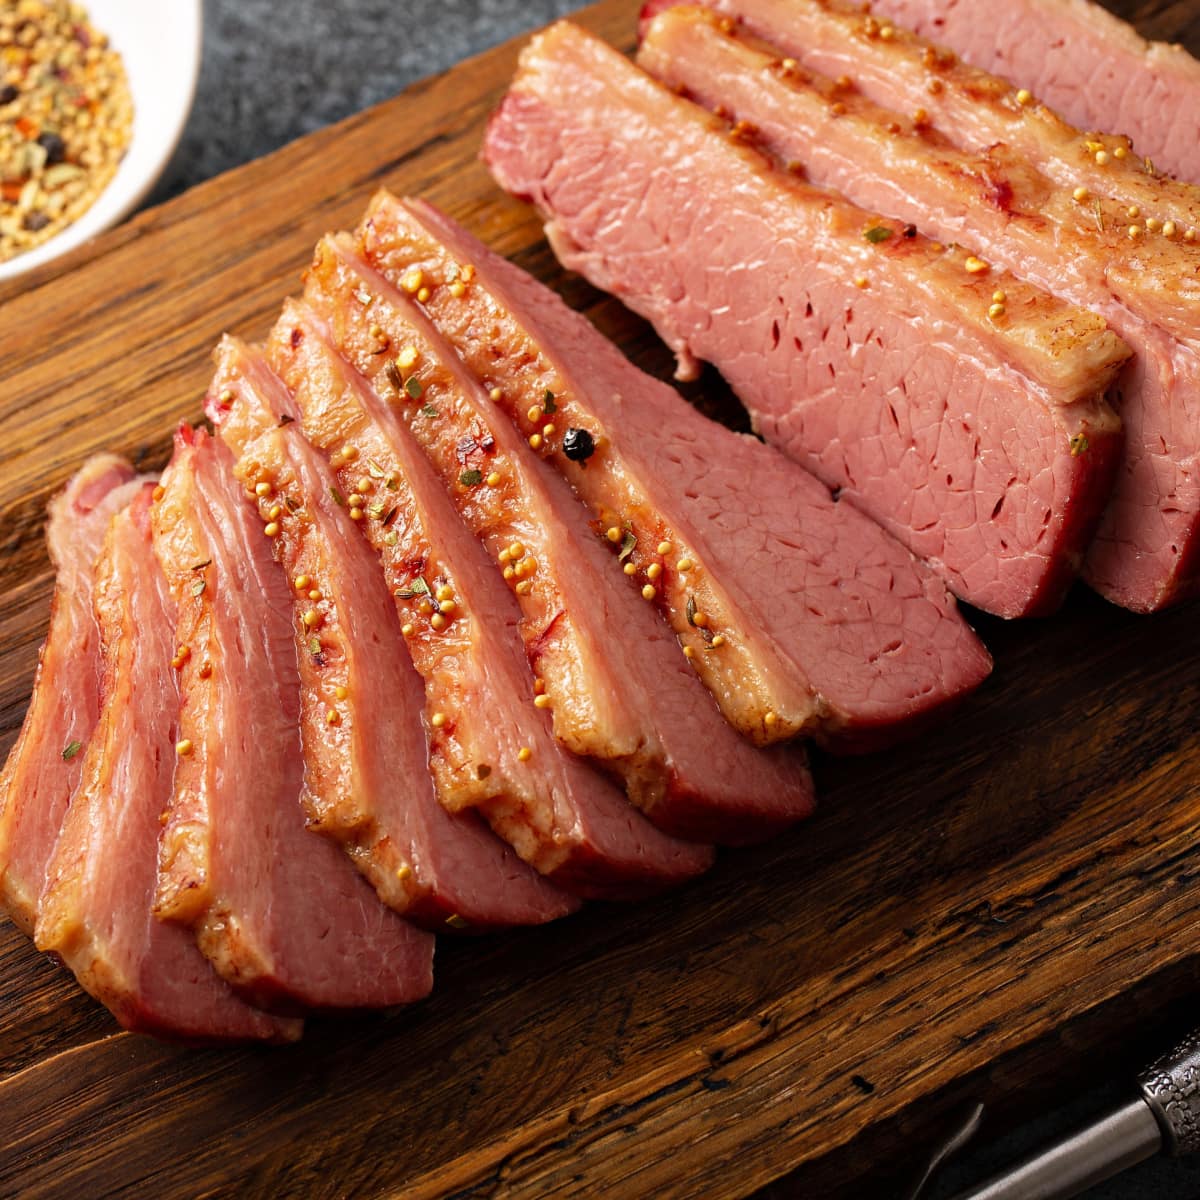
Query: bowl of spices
[{"left": 0, "top": 0, "right": 201, "bottom": 282}]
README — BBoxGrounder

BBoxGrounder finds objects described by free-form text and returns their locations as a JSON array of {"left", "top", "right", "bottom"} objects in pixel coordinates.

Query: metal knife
[{"left": 947, "top": 1027, "right": 1200, "bottom": 1199}]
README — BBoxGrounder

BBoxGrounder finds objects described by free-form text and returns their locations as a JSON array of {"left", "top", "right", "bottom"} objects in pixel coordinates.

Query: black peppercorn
[
  {"left": 562, "top": 427, "right": 595, "bottom": 462},
  {"left": 37, "top": 131, "right": 66, "bottom": 164},
  {"left": 0, "top": 85, "right": 18, "bottom": 105}
]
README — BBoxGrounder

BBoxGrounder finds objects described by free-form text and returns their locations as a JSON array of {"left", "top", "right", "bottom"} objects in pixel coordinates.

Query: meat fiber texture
[
  {"left": 266, "top": 287, "right": 713, "bottom": 898},
  {"left": 206, "top": 340, "right": 577, "bottom": 931},
  {"left": 870, "top": 0, "right": 1200, "bottom": 187},
  {"left": 0, "top": 456, "right": 149, "bottom": 935},
  {"left": 35, "top": 489, "right": 298, "bottom": 1042},
  {"left": 306, "top": 235, "right": 813, "bottom": 844},
  {"left": 640, "top": 0, "right": 1200, "bottom": 611},
  {"left": 151, "top": 426, "right": 434, "bottom": 1013},
  {"left": 484, "top": 22, "right": 1129, "bottom": 618},
  {"left": 360, "top": 194, "right": 992, "bottom": 750}
]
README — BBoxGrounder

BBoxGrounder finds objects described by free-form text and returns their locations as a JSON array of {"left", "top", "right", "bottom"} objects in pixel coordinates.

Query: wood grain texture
[{"left": 2, "top": 1, "right": 1199, "bottom": 1197}]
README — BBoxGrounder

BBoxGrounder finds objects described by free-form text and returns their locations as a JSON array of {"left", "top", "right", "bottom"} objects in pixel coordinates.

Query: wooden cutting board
[{"left": 3, "top": 1, "right": 1200, "bottom": 1196}]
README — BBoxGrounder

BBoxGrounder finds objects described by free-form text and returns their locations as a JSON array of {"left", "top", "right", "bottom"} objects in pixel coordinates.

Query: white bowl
[{"left": 0, "top": 0, "right": 203, "bottom": 283}]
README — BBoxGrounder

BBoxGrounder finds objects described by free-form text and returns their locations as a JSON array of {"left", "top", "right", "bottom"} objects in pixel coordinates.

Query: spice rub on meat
[
  {"left": 484, "top": 22, "right": 1129, "bottom": 618},
  {"left": 206, "top": 339, "right": 578, "bottom": 931},
  {"left": 0, "top": 455, "right": 149, "bottom": 935},
  {"left": 638, "top": 4, "right": 1200, "bottom": 614},
  {"left": 360, "top": 194, "right": 992, "bottom": 749},
  {"left": 151, "top": 426, "right": 435, "bottom": 1012},
  {"left": 305, "top": 233, "right": 814, "bottom": 843},
  {"left": 869, "top": 0, "right": 1200, "bottom": 189},
  {"left": 36, "top": 488, "right": 299, "bottom": 1042},
  {"left": 268, "top": 288, "right": 713, "bottom": 897},
  {"left": 639, "top": 0, "right": 1200, "bottom": 611}
]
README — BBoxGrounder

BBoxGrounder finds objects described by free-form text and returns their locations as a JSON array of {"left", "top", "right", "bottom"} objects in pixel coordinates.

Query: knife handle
[{"left": 1138, "top": 1026, "right": 1200, "bottom": 1155}]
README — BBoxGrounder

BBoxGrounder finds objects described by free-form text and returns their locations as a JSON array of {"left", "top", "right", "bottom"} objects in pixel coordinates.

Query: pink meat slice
[
  {"left": 35, "top": 489, "right": 299, "bottom": 1042},
  {"left": 635, "top": 6, "right": 1200, "bottom": 616},
  {"left": 206, "top": 338, "right": 578, "bottom": 929},
  {"left": 636, "top": 0, "right": 1200, "bottom": 612},
  {"left": 151, "top": 426, "right": 435, "bottom": 1012},
  {"left": 870, "top": 0, "right": 1200, "bottom": 187},
  {"left": 307, "top": 236, "right": 813, "bottom": 844},
  {"left": 484, "top": 22, "right": 1129, "bottom": 618},
  {"left": 360, "top": 194, "right": 991, "bottom": 749},
  {"left": 0, "top": 455, "right": 149, "bottom": 934},
  {"left": 265, "top": 292, "right": 713, "bottom": 897}
]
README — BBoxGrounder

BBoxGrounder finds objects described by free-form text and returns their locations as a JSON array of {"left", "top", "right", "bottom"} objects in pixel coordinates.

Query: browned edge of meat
[
  {"left": 151, "top": 424, "right": 435, "bottom": 1013},
  {"left": 206, "top": 338, "right": 579, "bottom": 930},
  {"left": 360, "top": 193, "right": 993, "bottom": 751},
  {"left": 0, "top": 455, "right": 146, "bottom": 935},
  {"left": 483, "top": 21, "right": 1128, "bottom": 618},
  {"left": 635, "top": 1, "right": 1200, "bottom": 613},
  {"left": 639, "top": 0, "right": 1200, "bottom": 241},
  {"left": 870, "top": 0, "right": 1200, "bottom": 195},
  {"left": 35, "top": 487, "right": 300, "bottom": 1043},
  {"left": 298, "top": 234, "right": 814, "bottom": 844},
  {"left": 267, "top": 283, "right": 713, "bottom": 897}
]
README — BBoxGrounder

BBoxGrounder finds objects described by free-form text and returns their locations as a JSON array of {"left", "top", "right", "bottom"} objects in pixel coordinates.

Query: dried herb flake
[
  {"left": 405, "top": 376, "right": 424, "bottom": 400},
  {"left": 543, "top": 389, "right": 558, "bottom": 414},
  {"left": 618, "top": 531, "right": 636, "bottom": 561},
  {"left": 61, "top": 739, "right": 83, "bottom": 761},
  {"left": 459, "top": 469, "right": 483, "bottom": 486},
  {"left": 864, "top": 226, "right": 893, "bottom": 244},
  {"left": 191, "top": 578, "right": 207, "bottom": 598},
  {"left": 421, "top": 404, "right": 438, "bottom": 418},
  {"left": 330, "top": 486, "right": 346, "bottom": 507},
  {"left": 395, "top": 576, "right": 431, "bottom": 600}
]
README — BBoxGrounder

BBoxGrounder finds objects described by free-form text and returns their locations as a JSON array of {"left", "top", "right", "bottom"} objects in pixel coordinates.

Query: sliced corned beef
[
  {"left": 265, "top": 289, "right": 713, "bottom": 896},
  {"left": 636, "top": 6, "right": 1200, "bottom": 617},
  {"left": 359, "top": 194, "right": 992, "bottom": 749},
  {"left": 303, "top": 236, "right": 813, "bottom": 843},
  {"left": 484, "top": 22, "right": 1130, "bottom": 617},
  {"left": 638, "top": 1, "right": 1200, "bottom": 612},
  {"left": 151, "top": 426, "right": 435, "bottom": 1012},
  {"left": 35, "top": 490, "right": 300, "bottom": 1042},
  {"left": 0, "top": 456, "right": 148, "bottom": 935},
  {"left": 870, "top": 0, "right": 1200, "bottom": 186},
  {"left": 639, "top": 0, "right": 1200, "bottom": 237},
  {"left": 206, "top": 338, "right": 578, "bottom": 929}
]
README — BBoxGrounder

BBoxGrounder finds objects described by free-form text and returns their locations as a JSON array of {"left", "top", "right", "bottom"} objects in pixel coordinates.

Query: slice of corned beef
[
  {"left": 484, "top": 22, "right": 1129, "bottom": 618},
  {"left": 870, "top": 0, "right": 1200, "bottom": 186},
  {"left": 639, "top": 0, "right": 1200, "bottom": 236},
  {"left": 635, "top": 3, "right": 1200, "bottom": 613},
  {"left": 35, "top": 490, "right": 300, "bottom": 1042},
  {"left": 206, "top": 338, "right": 577, "bottom": 929},
  {"left": 266, "top": 289, "right": 713, "bottom": 897},
  {"left": 151, "top": 427, "right": 435, "bottom": 1012},
  {"left": 636, "top": 8, "right": 1200, "bottom": 616},
  {"left": 304, "top": 236, "right": 813, "bottom": 844},
  {"left": 0, "top": 456, "right": 149, "bottom": 935},
  {"left": 359, "top": 194, "right": 992, "bottom": 749}
]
